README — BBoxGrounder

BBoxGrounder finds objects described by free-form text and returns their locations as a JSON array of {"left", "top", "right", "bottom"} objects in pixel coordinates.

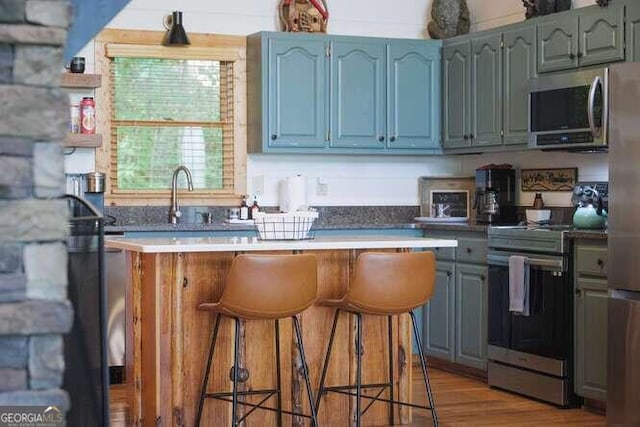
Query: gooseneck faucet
[{"left": 169, "top": 165, "right": 194, "bottom": 224}]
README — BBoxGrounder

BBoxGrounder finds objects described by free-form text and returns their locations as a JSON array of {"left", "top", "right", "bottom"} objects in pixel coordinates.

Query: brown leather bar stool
[
  {"left": 316, "top": 251, "right": 438, "bottom": 426},
  {"left": 195, "top": 253, "right": 319, "bottom": 426}
]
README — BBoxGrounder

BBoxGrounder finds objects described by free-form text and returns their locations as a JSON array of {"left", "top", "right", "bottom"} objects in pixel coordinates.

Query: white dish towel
[{"left": 509, "top": 255, "right": 530, "bottom": 316}]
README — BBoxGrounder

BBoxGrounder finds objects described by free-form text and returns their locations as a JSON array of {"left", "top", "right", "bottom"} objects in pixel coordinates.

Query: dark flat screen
[{"left": 530, "top": 85, "right": 601, "bottom": 132}]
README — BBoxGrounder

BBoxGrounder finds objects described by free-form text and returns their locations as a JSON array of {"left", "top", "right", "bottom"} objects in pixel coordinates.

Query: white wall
[
  {"left": 66, "top": 0, "right": 608, "bottom": 207},
  {"left": 468, "top": 0, "right": 594, "bottom": 32}
]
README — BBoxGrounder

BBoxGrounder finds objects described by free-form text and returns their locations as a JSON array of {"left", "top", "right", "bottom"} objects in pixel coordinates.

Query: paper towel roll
[{"left": 279, "top": 175, "right": 308, "bottom": 212}]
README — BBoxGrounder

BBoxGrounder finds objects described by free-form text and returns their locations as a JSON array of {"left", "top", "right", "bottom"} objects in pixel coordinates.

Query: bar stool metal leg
[
  {"left": 292, "top": 315, "right": 319, "bottom": 427},
  {"left": 196, "top": 314, "right": 221, "bottom": 426},
  {"left": 232, "top": 317, "right": 241, "bottom": 426},
  {"left": 355, "top": 312, "right": 363, "bottom": 426},
  {"left": 387, "top": 315, "right": 394, "bottom": 426},
  {"left": 274, "top": 319, "right": 282, "bottom": 427},
  {"left": 315, "top": 308, "right": 340, "bottom": 412},
  {"left": 410, "top": 311, "right": 438, "bottom": 426}
]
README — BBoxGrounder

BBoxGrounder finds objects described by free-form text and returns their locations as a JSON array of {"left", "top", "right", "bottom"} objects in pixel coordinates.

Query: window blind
[{"left": 109, "top": 57, "right": 234, "bottom": 193}]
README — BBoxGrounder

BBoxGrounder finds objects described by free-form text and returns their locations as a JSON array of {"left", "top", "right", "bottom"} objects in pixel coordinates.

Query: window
[{"left": 95, "top": 30, "right": 246, "bottom": 205}]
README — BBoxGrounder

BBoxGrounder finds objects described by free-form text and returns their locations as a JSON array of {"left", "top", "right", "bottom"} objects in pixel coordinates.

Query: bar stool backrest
[
  {"left": 346, "top": 251, "right": 436, "bottom": 315},
  {"left": 221, "top": 254, "right": 318, "bottom": 319}
]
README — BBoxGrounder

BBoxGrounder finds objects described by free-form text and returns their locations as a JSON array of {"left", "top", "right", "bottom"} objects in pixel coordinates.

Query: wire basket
[{"left": 253, "top": 211, "right": 318, "bottom": 240}]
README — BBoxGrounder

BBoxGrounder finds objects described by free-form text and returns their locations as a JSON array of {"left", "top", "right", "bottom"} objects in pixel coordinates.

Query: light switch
[{"left": 316, "top": 177, "right": 328, "bottom": 196}]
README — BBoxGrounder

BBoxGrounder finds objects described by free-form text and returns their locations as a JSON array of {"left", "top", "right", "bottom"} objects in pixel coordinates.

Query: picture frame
[
  {"left": 429, "top": 189, "right": 469, "bottom": 219},
  {"left": 520, "top": 168, "right": 578, "bottom": 192}
]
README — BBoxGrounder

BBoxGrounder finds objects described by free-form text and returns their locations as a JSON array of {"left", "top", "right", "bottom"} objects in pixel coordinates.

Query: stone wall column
[{"left": 0, "top": 0, "right": 74, "bottom": 417}]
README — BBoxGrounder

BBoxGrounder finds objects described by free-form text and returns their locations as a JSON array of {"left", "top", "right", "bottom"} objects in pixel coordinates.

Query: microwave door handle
[
  {"left": 602, "top": 68, "right": 609, "bottom": 145},
  {"left": 587, "top": 75, "right": 602, "bottom": 138}
]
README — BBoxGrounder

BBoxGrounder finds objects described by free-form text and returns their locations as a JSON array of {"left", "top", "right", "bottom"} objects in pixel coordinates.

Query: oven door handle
[
  {"left": 487, "top": 253, "right": 564, "bottom": 270},
  {"left": 524, "top": 257, "right": 563, "bottom": 269}
]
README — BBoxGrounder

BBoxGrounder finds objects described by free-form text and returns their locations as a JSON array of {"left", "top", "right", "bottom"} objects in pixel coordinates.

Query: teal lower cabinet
[
  {"left": 455, "top": 263, "right": 488, "bottom": 370},
  {"left": 423, "top": 259, "right": 455, "bottom": 360},
  {"left": 421, "top": 231, "right": 488, "bottom": 371},
  {"left": 574, "top": 240, "right": 608, "bottom": 402}
]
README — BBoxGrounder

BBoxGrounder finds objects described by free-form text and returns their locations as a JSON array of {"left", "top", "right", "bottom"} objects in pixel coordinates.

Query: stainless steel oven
[
  {"left": 487, "top": 226, "right": 577, "bottom": 407},
  {"left": 529, "top": 68, "right": 608, "bottom": 151}
]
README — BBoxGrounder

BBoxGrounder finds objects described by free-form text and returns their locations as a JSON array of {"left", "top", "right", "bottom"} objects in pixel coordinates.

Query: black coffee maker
[{"left": 473, "top": 166, "right": 517, "bottom": 224}]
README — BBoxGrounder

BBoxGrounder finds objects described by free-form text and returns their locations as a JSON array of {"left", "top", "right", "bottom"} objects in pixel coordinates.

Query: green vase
[{"left": 573, "top": 205, "right": 607, "bottom": 229}]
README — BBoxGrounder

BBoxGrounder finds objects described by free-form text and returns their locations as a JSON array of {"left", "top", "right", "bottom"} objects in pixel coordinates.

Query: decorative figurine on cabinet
[
  {"left": 427, "top": 0, "right": 470, "bottom": 39},
  {"left": 522, "top": 0, "right": 571, "bottom": 19},
  {"left": 279, "top": 0, "right": 329, "bottom": 33}
]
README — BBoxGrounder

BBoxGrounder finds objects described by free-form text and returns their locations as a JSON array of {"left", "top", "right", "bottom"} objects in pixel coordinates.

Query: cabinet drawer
[
  {"left": 575, "top": 244, "right": 608, "bottom": 277},
  {"left": 457, "top": 237, "right": 487, "bottom": 264},
  {"left": 432, "top": 245, "right": 456, "bottom": 261},
  {"left": 423, "top": 231, "right": 457, "bottom": 261}
]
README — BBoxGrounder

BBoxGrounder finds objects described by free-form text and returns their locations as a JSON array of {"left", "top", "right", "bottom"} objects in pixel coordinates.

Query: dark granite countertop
[
  {"left": 104, "top": 221, "right": 422, "bottom": 233},
  {"left": 413, "top": 222, "right": 489, "bottom": 233},
  {"left": 105, "top": 221, "right": 492, "bottom": 234}
]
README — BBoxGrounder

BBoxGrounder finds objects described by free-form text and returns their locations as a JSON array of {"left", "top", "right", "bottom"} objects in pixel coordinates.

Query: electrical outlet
[{"left": 316, "top": 178, "right": 328, "bottom": 196}]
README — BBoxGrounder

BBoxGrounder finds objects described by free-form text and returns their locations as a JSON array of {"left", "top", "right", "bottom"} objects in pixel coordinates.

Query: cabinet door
[
  {"left": 503, "top": 25, "right": 536, "bottom": 146},
  {"left": 579, "top": 3, "right": 625, "bottom": 67},
  {"left": 470, "top": 33, "right": 502, "bottom": 147},
  {"left": 330, "top": 40, "right": 386, "bottom": 149},
  {"left": 423, "top": 261, "right": 455, "bottom": 361},
  {"left": 387, "top": 42, "right": 441, "bottom": 150},
  {"left": 627, "top": 1, "right": 640, "bottom": 62},
  {"left": 442, "top": 39, "right": 471, "bottom": 149},
  {"left": 455, "top": 263, "right": 488, "bottom": 370},
  {"left": 268, "top": 38, "right": 328, "bottom": 148},
  {"left": 575, "top": 278, "right": 608, "bottom": 401},
  {"left": 537, "top": 15, "right": 579, "bottom": 73}
]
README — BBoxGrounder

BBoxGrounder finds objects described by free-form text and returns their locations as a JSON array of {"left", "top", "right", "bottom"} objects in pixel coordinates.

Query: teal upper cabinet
[
  {"left": 537, "top": 3, "right": 625, "bottom": 73},
  {"left": 627, "top": 1, "right": 640, "bottom": 61},
  {"left": 471, "top": 33, "right": 502, "bottom": 147},
  {"left": 443, "top": 24, "right": 532, "bottom": 153},
  {"left": 537, "top": 14, "right": 579, "bottom": 72},
  {"left": 330, "top": 40, "right": 386, "bottom": 149},
  {"left": 580, "top": 4, "right": 625, "bottom": 67},
  {"left": 442, "top": 38, "right": 471, "bottom": 150},
  {"left": 503, "top": 25, "right": 536, "bottom": 146},
  {"left": 267, "top": 38, "right": 328, "bottom": 148},
  {"left": 387, "top": 41, "right": 441, "bottom": 150},
  {"left": 247, "top": 32, "right": 442, "bottom": 154}
]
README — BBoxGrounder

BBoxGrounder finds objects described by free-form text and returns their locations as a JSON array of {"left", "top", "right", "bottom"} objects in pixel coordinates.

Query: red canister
[{"left": 80, "top": 97, "right": 96, "bottom": 134}]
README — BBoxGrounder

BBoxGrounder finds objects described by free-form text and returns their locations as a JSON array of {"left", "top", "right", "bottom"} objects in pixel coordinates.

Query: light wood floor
[
  {"left": 410, "top": 367, "right": 604, "bottom": 426},
  {"left": 110, "top": 367, "right": 605, "bottom": 426}
]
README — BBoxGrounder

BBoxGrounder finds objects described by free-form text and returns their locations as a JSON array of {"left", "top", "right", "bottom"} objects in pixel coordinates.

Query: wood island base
[{"left": 107, "top": 235, "right": 457, "bottom": 426}]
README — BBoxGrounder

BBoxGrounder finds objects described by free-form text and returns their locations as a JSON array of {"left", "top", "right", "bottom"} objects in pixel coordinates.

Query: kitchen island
[{"left": 105, "top": 235, "right": 457, "bottom": 426}]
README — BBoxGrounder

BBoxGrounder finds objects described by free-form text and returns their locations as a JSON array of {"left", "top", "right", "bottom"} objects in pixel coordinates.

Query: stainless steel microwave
[{"left": 528, "top": 68, "right": 608, "bottom": 151}]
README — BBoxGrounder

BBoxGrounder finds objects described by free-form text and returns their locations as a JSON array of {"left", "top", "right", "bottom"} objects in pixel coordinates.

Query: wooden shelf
[
  {"left": 61, "top": 73, "right": 102, "bottom": 89},
  {"left": 64, "top": 133, "right": 102, "bottom": 148}
]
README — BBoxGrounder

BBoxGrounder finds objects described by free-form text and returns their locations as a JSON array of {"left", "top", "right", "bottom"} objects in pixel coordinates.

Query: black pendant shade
[{"left": 163, "top": 11, "right": 190, "bottom": 46}]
